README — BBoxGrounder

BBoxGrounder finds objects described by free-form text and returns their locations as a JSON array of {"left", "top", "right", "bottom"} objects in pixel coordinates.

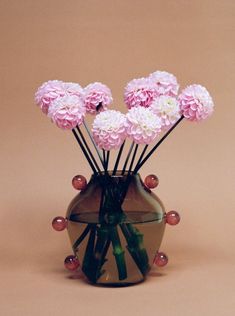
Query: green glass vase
[{"left": 66, "top": 172, "right": 166, "bottom": 286}]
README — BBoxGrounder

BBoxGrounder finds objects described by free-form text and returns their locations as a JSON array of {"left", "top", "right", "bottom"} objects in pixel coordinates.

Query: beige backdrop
[{"left": 0, "top": 1, "right": 235, "bottom": 315}]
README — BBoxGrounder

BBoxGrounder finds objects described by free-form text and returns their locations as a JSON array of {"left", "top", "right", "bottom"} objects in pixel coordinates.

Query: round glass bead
[
  {"left": 64, "top": 255, "right": 80, "bottom": 271},
  {"left": 52, "top": 216, "right": 67, "bottom": 231},
  {"left": 154, "top": 252, "right": 168, "bottom": 267},
  {"left": 166, "top": 211, "right": 180, "bottom": 225},
  {"left": 144, "top": 174, "right": 159, "bottom": 189},
  {"left": 72, "top": 175, "right": 87, "bottom": 190}
]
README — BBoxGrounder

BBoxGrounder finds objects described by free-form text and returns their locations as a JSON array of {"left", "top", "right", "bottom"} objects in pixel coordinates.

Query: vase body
[{"left": 66, "top": 172, "right": 166, "bottom": 286}]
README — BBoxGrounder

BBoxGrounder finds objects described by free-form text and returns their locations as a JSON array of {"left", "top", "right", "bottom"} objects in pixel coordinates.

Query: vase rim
[{"left": 91, "top": 170, "right": 140, "bottom": 179}]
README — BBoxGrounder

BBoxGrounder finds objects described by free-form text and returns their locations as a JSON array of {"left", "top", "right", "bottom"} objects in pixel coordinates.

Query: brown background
[{"left": 0, "top": 0, "right": 234, "bottom": 315}]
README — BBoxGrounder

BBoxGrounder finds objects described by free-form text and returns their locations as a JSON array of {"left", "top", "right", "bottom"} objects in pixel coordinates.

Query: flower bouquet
[{"left": 35, "top": 71, "right": 214, "bottom": 286}]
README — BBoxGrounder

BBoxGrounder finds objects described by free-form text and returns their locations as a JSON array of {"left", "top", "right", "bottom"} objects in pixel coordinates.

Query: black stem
[
  {"left": 72, "top": 129, "right": 97, "bottom": 174},
  {"left": 127, "top": 144, "right": 138, "bottom": 175},
  {"left": 106, "top": 151, "right": 110, "bottom": 172},
  {"left": 73, "top": 224, "right": 92, "bottom": 251},
  {"left": 83, "top": 121, "right": 105, "bottom": 170},
  {"left": 102, "top": 150, "right": 106, "bottom": 169},
  {"left": 133, "top": 144, "right": 148, "bottom": 174},
  {"left": 112, "top": 141, "right": 125, "bottom": 175},
  {"left": 121, "top": 141, "right": 134, "bottom": 175},
  {"left": 134, "top": 116, "right": 184, "bottom": 173},
  {"left": 77, "top": 126, "right": 102, "bottom": 174}
]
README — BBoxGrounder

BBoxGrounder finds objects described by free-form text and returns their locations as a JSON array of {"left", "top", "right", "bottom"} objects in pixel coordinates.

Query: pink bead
[
  {"left": 154, "top": 252, "right": 168, "bottom": 267},
  {"left": 72, "top": 175, "right": 87, "bottom": 190},
  {"left": 144, "top": 174, "right": 159, "bottom": 189},
  {"left": 52, "top": 216, "right": 67, "bottom": 231},
  {"left": 64, "top": 255, "right": 80, "bottom": 271},
  {"left": 166, "top": 211, "right": 180, "bottom": 225}
]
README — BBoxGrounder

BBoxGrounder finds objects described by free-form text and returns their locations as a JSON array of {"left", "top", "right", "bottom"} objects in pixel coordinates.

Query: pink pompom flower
[
  {"left": 48, "top": 95, "right": 86, "bottom": 130},
  {"left": 150, "top": 96, "right": 181, "bottom": 130},
  {"left": 149, "top": 71, "right": 179, "bottom": 97},
  {"left": 92, "top": 110, "right": 127, "bottom": 150},
  {"left": 125, "top": 107, "right": 162, "bottom": 144},
  {"left": 178, "top": 84, "right": 214, "bottom": 122},
  {"left": 35, "top": 80, "right": 84, "bottom": 114},
  {"left": 84, "top": 82, "right": 113, "bottom": 114},
  {"left": 124, "top": 77, "right": 158, "bottom": 109},
  {"left": 35, "top": 80, "right": 65, "bottom": 114},
  {"left": 62, "top": 82, "right": 84, "bottom": 99}
]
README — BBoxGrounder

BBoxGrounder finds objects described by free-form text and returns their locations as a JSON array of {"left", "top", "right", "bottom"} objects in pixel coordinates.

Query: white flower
[
  {"left": 125, "top": 107, "right": 162, "bottom": 144},
  {"left": 92, "top": 110, "right": 127, "bottom": 150},
  {"left": 150, "top": 96, "right": 181, "bottom": 130}
]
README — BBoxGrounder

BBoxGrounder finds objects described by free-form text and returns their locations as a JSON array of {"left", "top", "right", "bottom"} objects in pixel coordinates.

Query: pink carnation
[
  {"left": 178, "top": 84, "right": 214, "bottom": 122},
  {"left": 124, "top": 77, "right": 158, "bottom": 109},
  {"left": 48, "top": 95, "right": 86, "bottom": 130},
  {"left": 35, "top": 80, "right": 84, "bottom": 114},
  {"left": 125, "top": 107, "right": 161, "bottom": 144},
  {"left": 84, "top": 82, "right": 113, "bottom": 114},
  {"left": 150, "top": 96, "right": 181, "bottom": 130},
  {"left": 149, "top": 71, "right": 179, "bottom": 97},
  {"left": 92, "top": 110, "right": 126, "bottom": 150}
]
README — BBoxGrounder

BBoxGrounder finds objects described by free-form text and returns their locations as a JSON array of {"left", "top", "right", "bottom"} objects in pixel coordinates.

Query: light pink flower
[
  {"left": 150, "top": 96, "right": 181, "bottom": 130},
  {"left": 84, "top": 82, "right": 113, "bottom": 114},
  {"left": 149, "top": 71, "right": 179, "bottom": 97},
  {"left": 35, "top": 80, "right": 65, "bottom": 114},
  {"left": 178, "top": 84, "right": 214, "bottom": 122},
  {"left": 62, "top": 82, "right": 84, "bottom": 99},
  {"left": 48, "top": 95, "right": 86, "bottom": 130},
  {"left": 92, "top": 110, "right": 127, "bottom": 150},
  {"left": 125, "top": 107, "right": 161, "bottom": 144},
  {"left": 124, "top": 77, "right": 158, "bottom": 109},
  {"left": 35, "top": 80, "right": 84, "bottom": 114}
]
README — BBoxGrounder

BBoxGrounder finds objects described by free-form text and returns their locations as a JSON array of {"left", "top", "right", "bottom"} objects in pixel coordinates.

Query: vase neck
[{"left": 91, "top": 171, "right": 141, "bottom": 183}]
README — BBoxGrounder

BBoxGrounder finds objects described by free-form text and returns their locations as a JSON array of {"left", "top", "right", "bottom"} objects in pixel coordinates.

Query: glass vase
[{"left": 66, "top": 171, "right": 166, "bottom": 286}]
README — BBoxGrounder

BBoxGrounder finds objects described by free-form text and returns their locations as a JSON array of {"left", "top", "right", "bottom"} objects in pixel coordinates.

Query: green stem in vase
[
  {"left": 119, "top": 223, "right": 150, "bottom": 276},
  {"left": 82, "top": 225, "right": 97, "bottom": 282},
  {"left": 92, "top": 225, "right": 110, "bottom": 278},
  {"left": 73, "top": 224, "right": 92, "bottom": 252},
  {"left": 126, "top": 224, "right": 150, "bottom": 274},
  {"left": 109, "top": 226, "right": 127, "bottom": 280}
]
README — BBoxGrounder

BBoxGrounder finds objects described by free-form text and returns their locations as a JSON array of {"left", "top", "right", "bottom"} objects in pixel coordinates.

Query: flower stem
[
  {"left": 83, "top": 121, "right": 105, "bottom": 170},
  {"left": 81, "top": 225, "right": 97, "bottom": 282},
  {"left": 76, "top": 126, "right": 102, "bottom": 174},
  {"left": 112, "top": 141, "right": 125, "bottom": 175},
  {"left": 72, "top": 129, "right": 97, "bottom": 174},
  {"left": 109, "top": 226, "right": 127, "bottom": 280},
  {"left": 133, "top": 144, "right": 148, "bottom": 174},
  {"left": 106, "top": 151, "right": 110, "bottom": 172},
  {"left": 102, "top": 150, "right": 106, "bottom": 167},
  {"left": 121, "top": 141, "right": 134, "bottom": 175},
  {"left": 128, "top": 144, "right": 138, "bottom": 175},
  {"left": 134, "top": 116, "right": 184, "bottom": 174},
  {"left": 73, "top": 224, "right": 92, "bottom": 251},
  {"left": 119, "top": 223, "right": 150, "bottom": 276}
]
